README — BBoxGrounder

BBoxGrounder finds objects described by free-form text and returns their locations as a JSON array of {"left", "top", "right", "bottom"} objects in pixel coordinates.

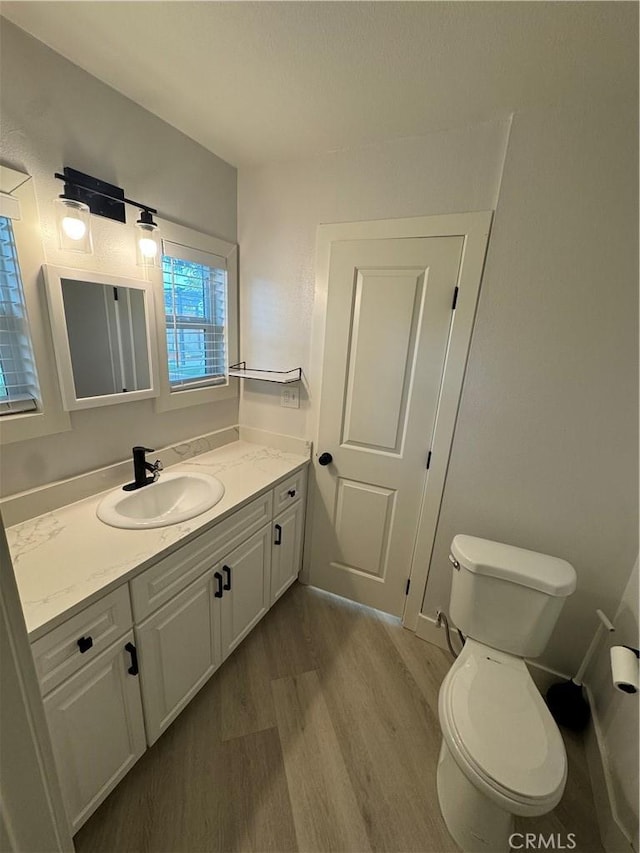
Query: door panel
[
  {"left": 43, "top": 631, "right": 146, "bottom": 831},
  {"left": 342, "top": 269, "right": 424, "bottom": 452},
  {"left": 220, "top": 526, "right": 271, "bottom": 659},
  {"left": 310, "top": 236, "right": 463, "bottom": 615},
  {"left": 271, "top": 502, "right": 304, "bottom": 604},
  {"left": 334, "top": 479, "right": 395, "bottom": 578},
  {"left": 135, "top": 571, "right": 221, "bottom": 745}
]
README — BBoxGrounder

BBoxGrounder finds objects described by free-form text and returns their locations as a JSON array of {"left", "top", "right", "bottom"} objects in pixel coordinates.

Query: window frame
[
  {"left": 0, "top": 168, "right": 71, "bottom": 445},
  {"left": 153, "top": 219, "right": 238, "bottom": 414},
  {"left": 0, "top": 214, "right": 39, "bottom": 413}
]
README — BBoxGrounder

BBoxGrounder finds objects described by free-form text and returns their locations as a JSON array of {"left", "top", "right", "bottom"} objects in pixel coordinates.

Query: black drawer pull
[
  {"left": 274, "top": 523, "right": 282, "bottom": 546},
  {"left": 125, "top": 642, "right": 139, "bottom": 676},
  {"left": 77, "top": 635, "right": 93, "bottom": 653},
  {"left": 222, "top": 564, "right": 232, "bottom": 591},
  {"left": 288, "top": 489, "right": 296, "bottom": 497},
  {"left": 214, "top": 571, "right": 223, "bottom": 598}
]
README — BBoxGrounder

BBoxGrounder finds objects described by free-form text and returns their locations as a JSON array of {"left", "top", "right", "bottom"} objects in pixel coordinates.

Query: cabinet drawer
[
  {"left": 130, "top": 490, "right": 273, "bottom": 621},
  {"left": 273, "top": 468, "right": 307, "bottom": 514},
  {"left": 31, "top": 585, "right": 132, "bottom": 696}
]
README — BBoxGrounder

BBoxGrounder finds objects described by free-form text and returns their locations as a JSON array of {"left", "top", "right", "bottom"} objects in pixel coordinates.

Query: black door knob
[{"left": 318, "top": 452, "right": 333, "bottom": 466}]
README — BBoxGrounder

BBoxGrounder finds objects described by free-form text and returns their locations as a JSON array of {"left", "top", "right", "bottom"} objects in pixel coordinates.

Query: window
[
  {"left": 162, "top": 241, "right": 228, "bottom": 391},
  {"left": 0, "top": 214, "right": 39, "bottom": 415}
]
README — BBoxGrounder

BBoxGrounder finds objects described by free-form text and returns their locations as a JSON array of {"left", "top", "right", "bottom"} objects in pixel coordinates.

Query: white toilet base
[{"left": 437, "top": 740, "right": 514, "bottom": 853}]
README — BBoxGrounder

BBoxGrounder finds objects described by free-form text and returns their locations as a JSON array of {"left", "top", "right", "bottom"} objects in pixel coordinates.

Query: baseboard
[
  {"left": 0, "top": 426, "right": 239, "bottom": 526},
  {"left": 583, "top": 684, "right": 636, "bottom": 853},
  {"left": 239, "top": 425, "right": 312, "bottom": 457}
]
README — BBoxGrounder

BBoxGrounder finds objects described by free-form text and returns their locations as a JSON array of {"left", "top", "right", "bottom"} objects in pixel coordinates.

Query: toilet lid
[{"left": 446, "top": 649, "right": 566, "bottom": 800}]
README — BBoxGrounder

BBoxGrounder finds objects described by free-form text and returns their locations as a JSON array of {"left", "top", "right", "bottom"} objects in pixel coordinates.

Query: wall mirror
[{"left": 43, "top": 265, "right": 159, "bottom": 411}]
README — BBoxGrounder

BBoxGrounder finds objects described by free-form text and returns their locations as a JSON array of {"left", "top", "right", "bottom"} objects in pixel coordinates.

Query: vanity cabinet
[
  {"left": 135, "top": 569, "right": 222, "bottom": 745},
  {"left": 42, "top": 631, "right": 146, "bottom": 833},
  {"left": 271, "top": 500, "right": 305, "bottom": 605},
  {"left": 219, "top": 525, "right": 272, "bottom": 660},
  {"left": 31, "top": 464, "right": 308, "bottom": 834}
]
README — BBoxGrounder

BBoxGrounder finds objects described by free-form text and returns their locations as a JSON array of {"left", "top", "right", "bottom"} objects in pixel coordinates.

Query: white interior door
[{"left": 309, "top": 236, "right": 464, "bottom": 616}]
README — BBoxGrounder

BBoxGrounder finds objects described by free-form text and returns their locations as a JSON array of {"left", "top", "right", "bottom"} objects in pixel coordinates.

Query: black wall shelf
[{"left": 228, "top": 362, "right": 302, "bottom": 384}]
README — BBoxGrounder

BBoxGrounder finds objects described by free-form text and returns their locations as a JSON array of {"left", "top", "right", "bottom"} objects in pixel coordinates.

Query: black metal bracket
[
  {"left": 228, "top": 362, "right": 302, "bottom": 384},
  {"left": 55, "top": 167, "right": 157, "bottom": 224}
]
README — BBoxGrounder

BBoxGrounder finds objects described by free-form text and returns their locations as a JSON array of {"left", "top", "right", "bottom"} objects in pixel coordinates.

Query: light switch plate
[{"left": 281, "top": 387, "right": 300, "bottom": 409}]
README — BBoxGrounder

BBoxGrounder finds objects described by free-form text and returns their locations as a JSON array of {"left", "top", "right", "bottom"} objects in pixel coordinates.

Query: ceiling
[{"left": 1, "top": 2, "right": 637, "bottom": 167}]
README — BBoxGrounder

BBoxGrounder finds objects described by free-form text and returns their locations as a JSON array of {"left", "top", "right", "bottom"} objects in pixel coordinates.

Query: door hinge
[
  {"left": 426, "top": 450, "right": 432, "bottom": 469},
  {"left": 451, "top": 286, "right": 459, "bottom": 310},
  {"left": 405, "top": 578, "right": 411, "bottom": 595}
]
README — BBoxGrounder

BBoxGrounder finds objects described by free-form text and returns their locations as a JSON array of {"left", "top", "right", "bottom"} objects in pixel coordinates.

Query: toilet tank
[{"left": 449, "top": 535, "right": 576, "bottom": 658}]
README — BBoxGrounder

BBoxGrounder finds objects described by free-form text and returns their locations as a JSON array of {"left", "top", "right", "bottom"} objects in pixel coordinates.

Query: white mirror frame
[{"left": 43, "top": 264, "right": 160, "bottom": 411}]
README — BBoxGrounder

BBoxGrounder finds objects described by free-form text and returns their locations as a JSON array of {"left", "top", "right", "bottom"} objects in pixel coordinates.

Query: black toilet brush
[{"left": 546, "top": 609, "right": 615, "bottom": 731}]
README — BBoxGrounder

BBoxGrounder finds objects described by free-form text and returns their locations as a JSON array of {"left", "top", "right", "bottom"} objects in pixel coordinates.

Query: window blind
[
  {"left": 0, "top": 215, "right": 39, "bottom": 415},
  {"left": 162, "top": 241, "right": 228, "bottom": 391}
]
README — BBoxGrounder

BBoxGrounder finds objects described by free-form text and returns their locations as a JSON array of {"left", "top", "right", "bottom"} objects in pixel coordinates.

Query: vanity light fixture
[
  {"left": 135, "top": 208, "right": 161, "bottom": 268},
  {"left": 54, "top": 167, "right": 158, "bottom": 261},
  {"left": 55, "top": 197, "right": 93, "bottom": 254}
]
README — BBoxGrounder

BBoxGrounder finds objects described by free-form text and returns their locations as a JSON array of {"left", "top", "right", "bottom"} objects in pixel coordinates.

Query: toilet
[{"left": 436, "top": 534, "right": 577, "bottom": 853}]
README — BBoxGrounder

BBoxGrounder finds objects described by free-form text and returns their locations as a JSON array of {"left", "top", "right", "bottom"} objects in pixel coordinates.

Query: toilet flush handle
[{"left": 448, "top": 554, "right": 460, "bottom": 570}]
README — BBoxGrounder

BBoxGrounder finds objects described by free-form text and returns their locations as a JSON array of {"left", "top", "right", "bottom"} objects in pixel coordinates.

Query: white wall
[
  {"left": 0, "top": 21, "right": 238, "bottom": 496},
  {"left": 423, "top": 102, "right": 638, "bottom": 676},
  {"left": 238, "top": 99, "right": 638, "bottom": 675},
  {"left": 587, "top": 557, "right": 639, "bottom": 848},
  {"left": 238, "top": 118, "right": 511, "bottom": 437}
]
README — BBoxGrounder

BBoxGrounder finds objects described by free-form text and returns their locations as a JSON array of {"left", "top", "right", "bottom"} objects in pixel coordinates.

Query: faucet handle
[{"left": 152, "top": 459, "right": 163, "bottom": 471}]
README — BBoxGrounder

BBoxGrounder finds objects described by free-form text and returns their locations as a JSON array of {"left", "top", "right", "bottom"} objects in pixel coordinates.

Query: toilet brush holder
[{"left": 546, "top": 609, "right": 615, "bottom": 731}]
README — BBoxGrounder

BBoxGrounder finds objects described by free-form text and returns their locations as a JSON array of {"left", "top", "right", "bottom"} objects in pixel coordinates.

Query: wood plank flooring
[{"left": 74, "top": 583, "right": 605, "bottom": 853}]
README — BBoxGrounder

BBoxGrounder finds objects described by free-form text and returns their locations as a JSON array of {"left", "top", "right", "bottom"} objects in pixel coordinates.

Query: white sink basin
[{"left": 97, "top": 472, "right": 225, "bottom": 529}]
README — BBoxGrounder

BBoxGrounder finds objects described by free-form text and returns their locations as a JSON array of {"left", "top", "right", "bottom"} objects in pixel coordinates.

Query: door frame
[{"left": 301, "top": 212, "right": 493, "bottom": 630}]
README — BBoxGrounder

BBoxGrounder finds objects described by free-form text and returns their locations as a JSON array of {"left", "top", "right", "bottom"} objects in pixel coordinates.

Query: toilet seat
[{"left": 439, "top": 639, "right": 567, "bottom": 816}]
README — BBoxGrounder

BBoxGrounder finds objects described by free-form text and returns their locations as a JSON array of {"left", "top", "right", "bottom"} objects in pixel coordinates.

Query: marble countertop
[{"left": 6, "top": 441, "right": 309, "bottom": 641}]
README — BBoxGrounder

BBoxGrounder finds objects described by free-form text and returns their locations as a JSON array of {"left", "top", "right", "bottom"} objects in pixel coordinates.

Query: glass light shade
[
  {"left": 55, "top": 198, "right": 92, "bottom": 253},
  {"left": 136, "top": 221, "right": 161, "bottom": 267}
]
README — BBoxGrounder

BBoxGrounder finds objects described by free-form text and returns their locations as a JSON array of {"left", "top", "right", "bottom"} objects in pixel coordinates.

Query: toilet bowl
[
  {"left": 436, "top": 535, "right": 576, "bottom": 853},
  {"left": 437, "top": 639, "right": 567, "bottom": 852}
]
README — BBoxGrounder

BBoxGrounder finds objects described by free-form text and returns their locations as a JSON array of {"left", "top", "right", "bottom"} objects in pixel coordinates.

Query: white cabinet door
[
  {"left": 43, "top": 631, "right": 146, "bottom": 833},
  {"left": 135, "top": 570, "right": 221, "bottom": 745},
  {"left": 271, "top": 502, "right": 304, "bottom": 605},
  {"left": 220, "top": 526, "right": 271, "bottom": 660}
]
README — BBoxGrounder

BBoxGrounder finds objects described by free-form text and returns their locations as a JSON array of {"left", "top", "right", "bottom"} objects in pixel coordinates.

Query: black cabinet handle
[
  {"left": 274, "top": 523, "right": 282, "bottom": 546},
  {"left": 318, "top": 452, "right": 333, "bottom": 466},
  {"left": 222, "top": 565, "right": 232, "bottom": 591},
  {"left": 288, "top": 489, "right": 296, "bottom": 498},
  {"left": 125, "top": 642, "right": 139, "bottom": 676},
  {"left": 214, "top": 571, "right": 223, "bottom": 598},
  {"left": 77, "top": 636, "right": 93, "bottom": 653}
]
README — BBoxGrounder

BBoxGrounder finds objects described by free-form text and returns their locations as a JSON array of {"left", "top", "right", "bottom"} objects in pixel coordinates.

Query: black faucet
[{"left": 122, "top": 446, "right": 163, "bottom": 491}]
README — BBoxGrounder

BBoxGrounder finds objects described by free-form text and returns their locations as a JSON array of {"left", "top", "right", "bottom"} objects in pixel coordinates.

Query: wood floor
[{"left": 75, "top": 583, "right": 604, "bottom": 853}]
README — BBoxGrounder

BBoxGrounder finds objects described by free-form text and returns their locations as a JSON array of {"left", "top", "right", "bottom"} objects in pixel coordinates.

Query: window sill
[{"left": 153, "top": 379, "right": 238, "bottom": 413}]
